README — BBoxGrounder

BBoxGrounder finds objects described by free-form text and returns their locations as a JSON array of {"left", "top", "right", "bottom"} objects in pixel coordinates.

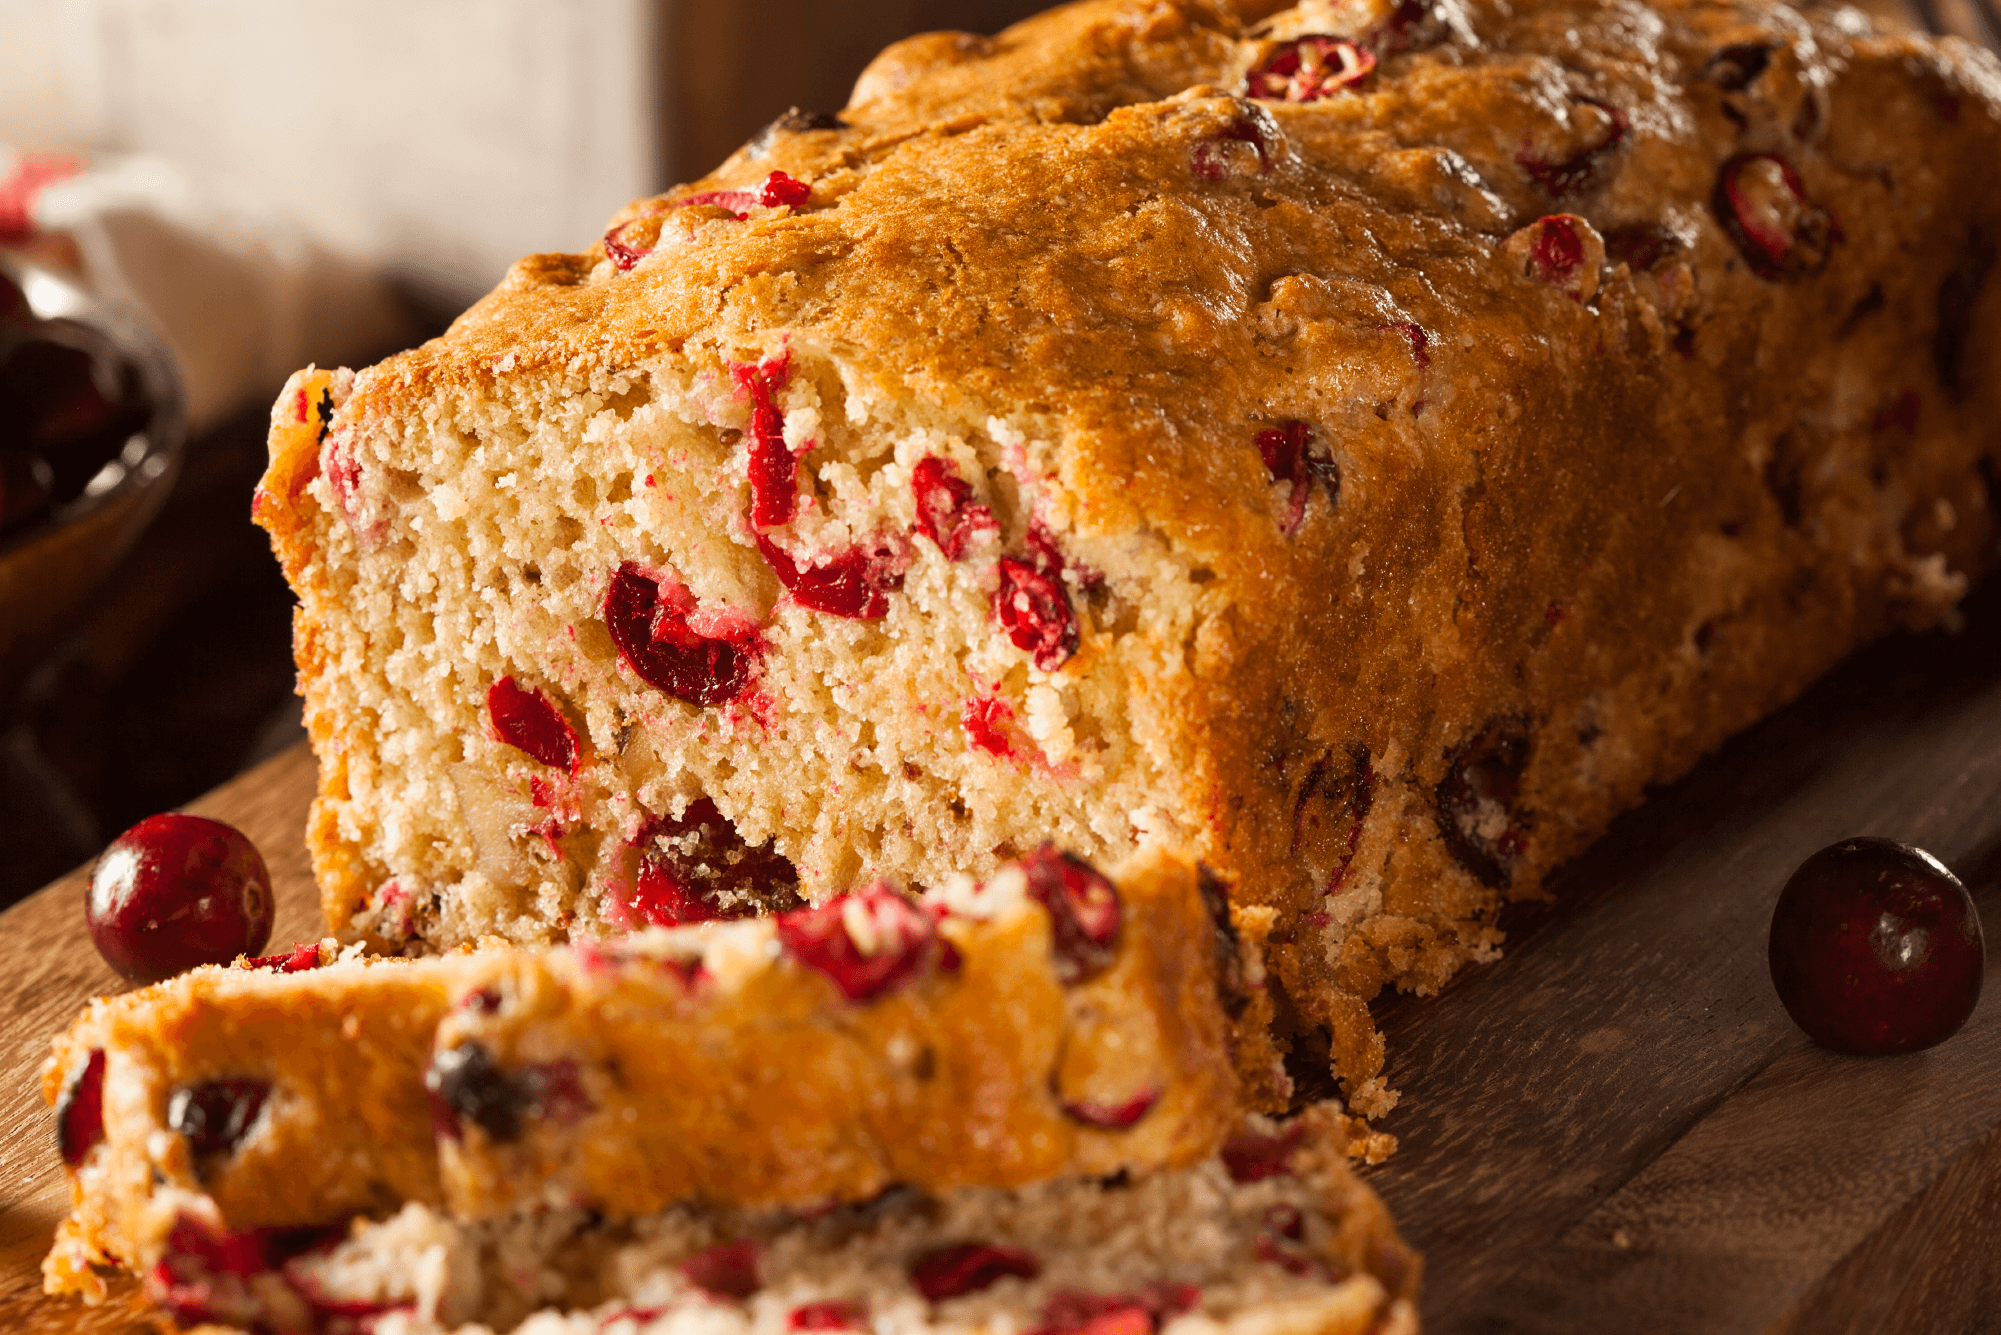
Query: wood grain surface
[{"left": 3, "top": 585, "right": 2000, "bottom": 1333}]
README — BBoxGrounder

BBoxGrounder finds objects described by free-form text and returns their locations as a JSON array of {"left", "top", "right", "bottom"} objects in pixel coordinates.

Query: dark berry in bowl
[
  {"left": 1768, "top": 837, "right": 1984, "bottom": 1055},
  {"left": 86, "top": 814, "right": 274, "bottom": 984}
]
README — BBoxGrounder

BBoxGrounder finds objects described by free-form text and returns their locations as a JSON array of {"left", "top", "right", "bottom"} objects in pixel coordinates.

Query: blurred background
[{"left": 0, "top": 0, "right": 1043, "bottom": 906}]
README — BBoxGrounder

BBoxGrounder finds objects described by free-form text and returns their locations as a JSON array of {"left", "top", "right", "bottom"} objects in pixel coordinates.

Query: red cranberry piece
[
  {"left": 604, "top": 213, "right": 666, "bottom": 271},
  {"left": 1062, "top": 1087, "right": 1161, "bottom": 1129},
  {"left": 1712, "top": 153, "right": 1836, "bottom": 281},
  {"left": 86, "top": 814, "right": 274, "bottom": 984},
  {"left": 909, "top": 1243, "right": 1042, "bottom": 1301},
  {"left": 617, "top": 798, "right": 797, "bottom": 927},
  {"left": 487, "top": 676, "right": 582, "bottom": 773},
  {"left": 1378, "top": 320, "right": 1430, "bottom": 370},
  {"left": 1263, "top": 1204, "right": 1306, "bottom": 1240},
  {"left": 168, "top": 1079, "right": 271, "bottom": 1163},
  {"left": 1252, "top": 420, "right": 1337, "bottom": 534},
  {"left": 425, "top": 1041, "right": 528, "bottom": 1143},
  {"left": 777, "top": 884, "right": 941, "bottom": 1002},
  {"left": 1191, "top": 110, "right": 1281, "bottom": 181},
  {"left": 1504, "top": 214, "right": 1606, "bottom": 302},
  {"left": 1702, "top": 43, "right": 1770, "bottom": 90},
  {"left": 1035, "top": 1286, "right": 1201, "bottom": 1335},
  {"left": 1244, "top": 36, "right": 1376, "bottom": 102},
  {"left": 995, "top": 557, "right": 1079, "bottom": 670},
  {"left": 756, "top": 532, "right": 904, "bottom": 620},
  {"left": 1019, "top": 844, "right": 1122, "bottom": 984},
  {"left": 790, "top": 1300, "right": 869, "bottom": 1330},
  {"left": 1768, "top": 838, "right": 1984, "bottom": 1055},
  {"left": 683, "top": 1239, "right": 762, "bottom": 1300},
  {"left": 1220, "top": 1122, "right": 1306, "bottom": 1183},
  {"left": 1517, "top": 96, "right": 1628, "bottom": 197},
  {"left": 733, "top": 359, "right": 799, "bottom": 529},
  {"left": 1436, "top": 717, "right": 1532, "bottom": 890},
  {"left": 912, "top": 455, "right": 997, "bottom": 560},
  {"left": 681, "top": 171, "right": 814, "bottom": 219},
  {"left": 55, "top": 1048, "right": 106, "bottom": 1170},
  {"left": 605, "top": 562, "right": 758, "bottom": 705},
  {"left": 243, "top": 941, "right": 324, "bottom": 972},
  {"left": 962, "top": 694, "right": 1017, "bottom": 757}
]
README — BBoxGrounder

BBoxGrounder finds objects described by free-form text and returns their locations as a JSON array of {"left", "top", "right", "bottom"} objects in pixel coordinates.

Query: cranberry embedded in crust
[
  {"left": 605, "top": 562, "right": 758, "bottom": 706},
  {"left": 912, "top": 455, "right": 997, "bottom": 560},
  {"left": 756, "top": 532, "right": 905, "bottom": 620},
  {"left": 55, "top": 1048, "right": 106, "bottom": 1170},
  {"left": 682, "top": 1239, "right": 762, "bottom": 1300},
  {"left": 790, "top": 1300, "right": 869, "bottom": 1330},
  {"left": 1768, "top": 838, "right": 1984, "bottom": 1055},
  {"left": 1253, "top": 420, "right": 1337, "bottom": 534},
  {"left": 86, "top": 814, "right": 275, "bottom": 984},
  {"left": 168, "top": 1079, "right": 271, "bottom": 1164},
  {"left": 1036, "top": 1286, "right": 1202, "bottom": 1335},
  {"left": 1061, "top": 1087, "right": 1162, "bottom": 1129},
  {"left": 1435, "top": 717, "right": 1533, "bottom": 890},
  {"left": 487, "top": 676, "right": 581, "bottom": 773},
  {"left": 1018, "top": 844, "right": 1122, "bottom": 984},
  {"left": 425, "top": 1041, "right": 527, "bottom": 1143},
  {"left": 1244, "top": 36, "right": 1376, "bottom": 102},
  {"left": 1712, "top": 153, "right": 1836, "bottom": 281},
  {"left": 909, "top": 1242, "right": 1043, "bottom": 1301},
  {"left": 1503, "top": 214, "right": 1606, "bottom": 303},
  {"left": 242, "top": 941, "right": 324, "bottom": 972},
  {"left": 617, "top": 798, "right": 799, "bottom": 927},
  {"left": 1220, "top": 1123, "right": 1306, "bottom": 1183},
  {"left": 776, "top": 884, "right": 941, "bottom": 1002},
  {"left": 1191, "top": 111, "right": 1280, "bottom": 181},
  {"left": 1517, "top": 96, "right": 1628, "bottom": 198}
]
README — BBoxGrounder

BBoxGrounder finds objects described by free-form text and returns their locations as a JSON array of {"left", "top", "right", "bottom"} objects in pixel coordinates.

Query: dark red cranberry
[
  {"left": 1517, "top": 97, "right": 1628, "bottom": 197},
  {"left": 1191, "top": 114, "right": 1279, "bottom": 181},
  {"left": 1768, "top": 838, "right": 1984, "bottom": 1055},
  {"left": 909, "top": 1243, "right": 1042, "bottom": 1301},
  {"left": 733, "top": 359, "right": 799, "bottom": 529},
  {"left": 1220, "top": 1123, "right": 1306, "bottom": 1183},
  {"left": 1263, "top": 1204, "right": 1305, "bottom": 1240},
  {"left": 243, "top": 941, "right": 324, "bottom": 972},
  {"left": 1252, "top": 420, "right": 1337, "bottom": 534},
  {"left": 168, "top": 1079, "right": 271, "bottom": 1163},
  {"left": 1604, "top": 224, "right": 1679, "bottom": 272},
  {"left": 995, "top": 557, "right": 1079, "bottom": 670},
  {"left": 604, "top": 213, "right": 666, "bottom": 271},
  {"left": 962, "top": 695, "right": 1017, "bottom": 757},
  {"left": 1378, "top": 320, "right": 1430, "bottom": 370},
  {"left": 1508, "top": 214, "right": 1603, "bottom": 301},
  {"left": 1244, "top": 36, "right": 1376, "bottom": 101},
  {"left": 86, "top": 814, "right": 274, "bottom": 984},
  {"left": 1197, "top": 868, "right": 1252, "bottom": 1020},
  {"left": 1713, "top": 153, "right": 1836, "bottom": 281},
  {"left": 615, "top": 798, "right": 798, "bottom": 927},
  {"left": 757, "top": 532, "right": 904, "bottom": 620},
  {"left": 912, "top": 455, "right": 997, "bottom": 559},
  {"left": 55, "top": 1048, "right": 106, "bottom": 1169},
  {"left": 425, "top": 1041, "right": 528, "bottom": 1143},
  {"left": 683, "top": 1239, "right": 762, "bottom": 1300},
  {"left": 1062, "top": 1087, "right": 1160, "bottom": 1129},
  {"left": 1019, "top": 844, "right": 1122, "bottom": 984},
  {"left": 1871, "top": 390, "right": 1921, "bottom": 436},
  {"left": 147, "top": 1214, "right": 346, "bottom": 1330},
  {"left": 487, "top": 676, "right": 582, "bottom": 773},
  {"left": 790, "top": 1300, "right": 869, "bottom": 1330},
  {"left": 776, "top": 884, "right": 941, "bottom": 1002},
  {"left": 605, "top": 562, "right": 758, "bottom": 706},
  {"left": 1702, "top": 43, "right": 1770, "bottom": 91},
  {"left": 1436, "top": 717, "right": 1532, "bottom": 890},
  {"left": 680, "top": 171, "right": 814, "bottom": 219}
]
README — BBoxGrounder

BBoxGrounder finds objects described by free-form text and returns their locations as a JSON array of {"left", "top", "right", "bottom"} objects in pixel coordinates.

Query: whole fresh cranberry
[
  {"left": 1768, "top": 838, "right": 1984, "bottom": 1055},
  {"left": 86, "top": 815, "right": 274, "bottom": 984}
]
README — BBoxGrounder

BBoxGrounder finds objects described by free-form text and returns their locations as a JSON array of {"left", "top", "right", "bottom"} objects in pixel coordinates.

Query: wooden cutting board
[{"left": 3, "top": 589, "right": 1999, "bottom": 1333}]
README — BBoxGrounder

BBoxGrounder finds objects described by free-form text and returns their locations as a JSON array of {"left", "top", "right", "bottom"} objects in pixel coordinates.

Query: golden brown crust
[{"left": 255, "top": 0, "right": 2001, "bottom": 1110}]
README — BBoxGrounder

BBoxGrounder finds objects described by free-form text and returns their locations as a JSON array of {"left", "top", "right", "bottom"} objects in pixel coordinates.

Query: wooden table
[{"left": 4, "top": 588, "right": 2000, "bottom": 1332}]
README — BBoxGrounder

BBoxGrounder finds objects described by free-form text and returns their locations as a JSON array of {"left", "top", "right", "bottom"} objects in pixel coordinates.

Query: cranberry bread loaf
[
  {"left": 45, "top": 848, "right": 1277, "bottom": 1306},
  {"left": 255, "top": 0, "right": 2001, "bottom": 1115},
  {"left": 117, "top": 1109, "right": 1418, "bottom": 1335}
]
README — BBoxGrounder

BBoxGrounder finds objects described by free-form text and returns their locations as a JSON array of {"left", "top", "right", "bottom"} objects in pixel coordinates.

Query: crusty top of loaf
[{"left": 345, "top": 0, "right": 1998, "bottom": 580}]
